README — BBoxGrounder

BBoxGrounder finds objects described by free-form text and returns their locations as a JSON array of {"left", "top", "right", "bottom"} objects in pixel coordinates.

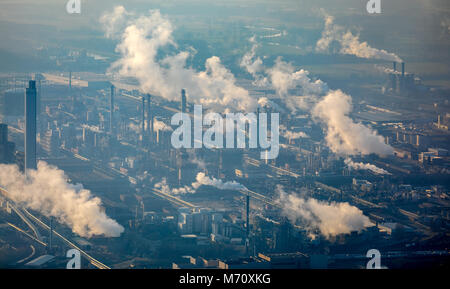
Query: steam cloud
[
  {"left": 316, "top": 14, "right": 402, "bottom": 62},
  {"left": 154, "top": 172, "right": 246, "bottom": 195},
  {"left": 283, "top": 130, "right": 309, "bottom": 140},
  {"left": 241, "top": 38, "right": 394, "bottom": 156},
  {"left": 153, "top": 119, "right": 173, "bottom": 132},
  {"left": 268, "top": 57, "right": 328, "bottom": 98},
  {"left": 312, "top": 90, "right": 393, "bottom": 156},
  {"left": 191, "top": 172, "right": 247, "bottom": 191},
  {"left": 280, "top": 125, "right": 309, "bottom": 140},
  {"left": 345, "top": 158, "right": 390, "bottom": 175},
  {"left": 0, "top": 162, "right": 124, "bottom": 238},
  {"left": 240, "top": 36, "right": 268, "bottom": 87},
  {"left": 275, "top": 186, "right": 373, "bottom": 239},
  {"left": 102, "top": 6, "right": 257, "bottom": 112}
]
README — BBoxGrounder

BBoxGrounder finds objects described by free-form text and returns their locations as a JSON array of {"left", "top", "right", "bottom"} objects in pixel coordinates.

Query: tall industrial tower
[
  {"left": 181, "top": 89, "right": 187, "bottom": 113},
  {"left": 146, "top": 93, "right": 153, "bottom": 142},
  {"left": 25, "top": 80, "right": 37, "bottom": 171},
  {"left": 110, "top": 85, "right": 115, "bottom": 135}
]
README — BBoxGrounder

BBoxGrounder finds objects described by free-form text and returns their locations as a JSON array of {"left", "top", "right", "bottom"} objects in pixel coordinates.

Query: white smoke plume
[
  {"left": 240, "top": 38, "right": 394, "bottom": 157},
  {"left": 153, "top": 119, "right": 173, "bottom": 132},
  {"left": 252, "top": 56, "right": 328, "bottom": 113},
  {"left": 191, "top": 172, "right": 247, "bottom": 191},
  {"left": 0, "top": 162, "right": 124, "bottom": 238},
  {"left": 102, "top": 6, "right": 257, "bottom": 112},
  {"left": 153, "top": 172, "right": 246, "bottom": 195},
  {"left": 312, "top": 89, "right": 393, "bottom": 156},
  {"left": 99, "top": 5, "right": 133, "bottom": 39},
  {"left": 283, "top": 130, "right": 309, "bottom": 140},
  {"left": 128, "top": 122, "right": 141, "bottom": 133},
  {"left": 239, "top": 39, "right": 327, "bottom": 113},
  {"left": 154, "top": 178, "right": 194, "bottom": 195},
  {"left": 257, "top": 97, "right": 285, "bottom": 112},
  {"left": 240, "top": 36, "right": 268, "bottom": 87},
  {"left": 275, "top": 185, "right": 373, "bottom": 239},
  {"left": 269, "top": 57, "right": 328, "bottom": 96},
  {"left": 316, "top": 14, "right": 402, "bottom": 62},
  {"left": 375, "top": 65, "right": 402, "bottom": 75},
  {"left": 280, "top": 125, "right": 309, "bottom": 140},
  {"left": 345, "top": 158, "right": 390, "bottom": 175}
]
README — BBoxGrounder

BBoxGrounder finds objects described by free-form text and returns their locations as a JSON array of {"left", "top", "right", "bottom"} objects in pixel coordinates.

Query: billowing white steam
[
  {"left": 240, "top": 36, "right": 268, "bottom": 87},
  {"left": 154, "top": 178, "right": 194, "bottom": 195},
  {"left": 316, "top": 14, "right": 402, "bottom": 62},
  {"left": 268, "top": 57, "right": 328, "bottom": 98},
  {"left": 312, "top": 90, "right": 393, "bottom": 156},
  {"left": 191, "top": 172, "right": 246, "bottom": 191},
  {"left": 240, "top": 41, "right": 327, "bottom": 112},
  {"left": 154, "top": 172, "right": 246, "bottom": 195},
  {"left": 257, "top": 97, "right": 285, "bottom": 112},
  {"left": 128, "top": 122, "right": 141, "bottom": 133},
  {"left": 281, "top": 128, "right": 309, "bottom": 140},
  {"left": 345, "top": 158, "right": 390, "bottom": 175},
  {"left": 102, "top": 6, "right": 256, "bottom": 112},
  {"left": 0, "top": 162, "right": 124, "bottom": 238},
  {"left": 240, "top": 37, "right": 394, "bottom": 157},
  {"left": 275, "top": 186, "right": 372, "bottom": 239},
  {"left": 375, "top": 65, "right": 401, "bottom": 75},
  {"left": 153, "top": 119, "right": 173, "bottom": 132}
]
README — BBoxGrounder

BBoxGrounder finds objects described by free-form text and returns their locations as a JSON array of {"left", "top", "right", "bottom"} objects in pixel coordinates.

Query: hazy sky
[{"left": 0, "top": 0, "right": 448, "bottom": 69}]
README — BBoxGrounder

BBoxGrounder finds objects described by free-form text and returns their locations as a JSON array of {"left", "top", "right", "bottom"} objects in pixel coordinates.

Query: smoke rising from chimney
[
  {"left": 154, "top": 172, "right": 246, "bottom": 195},
  {"left": 240, "top": 38, "right": 394, "bottom": 156},
  {"left": 312, "top": 90, "right": 394, "bottom": 156},
  {"left": 153, "top": 119, "right": 173, "bottom": 132},
  {"left": 345, "top": 158, "right": 391, "bottom": 175},
  {"left": 275, "top": 185, "right": 373, "bottom": 239},
  {"left": 101, "top": 6, "right": 257, "bottom": 112},
  {"left": 316, "top": 14, "right": 402, "bottom": 62},
  {"left": 0, "top": 162, "right": 124, "bottom": 238}
]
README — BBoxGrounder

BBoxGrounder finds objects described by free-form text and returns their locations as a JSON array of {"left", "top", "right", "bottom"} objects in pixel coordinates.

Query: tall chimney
[
  {"left": 246, "top": 194, "right": 250, "bottom": 236},
  {"left": 246, "top": 194, "right": 250, "bottom": 255},
  {"left": 256, "top": 107, "right": 260, "bottom": 147},
  {"left": 35, "top": 73, "right": 41, "bottom": 115},
  {"left": 110, "top": 85, "right": 115, "bottom": 135},
  {"left": 25, "top": 80, "right": 37, "bottom": 171},
  {"left": 181, "top": 89, "right": 186, "bottom": 113},
  {"left": 147, "top": 94, "right": 152, "bottom": 141},
  {"left": 69, "top": 71, "right": 72, "bottom": 89},
  {"left": 141, "top": 96, "right": 145, "bottom": 140},
  {"left": 401, "top": 62, "right": 405, "bottom": 77},
  {"left": 393, "top": 62, "right": 397, "bottom": 71}
]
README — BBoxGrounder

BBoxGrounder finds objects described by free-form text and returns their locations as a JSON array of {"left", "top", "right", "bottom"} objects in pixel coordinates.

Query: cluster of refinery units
[
  {"left": 0, "top": 68, "right": 449, "bottom": 269},
  {"left": 384, "top": 62, "right": 421, "bottom": 95}
]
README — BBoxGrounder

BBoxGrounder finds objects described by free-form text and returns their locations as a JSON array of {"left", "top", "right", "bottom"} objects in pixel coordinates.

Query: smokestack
[
  {"left": 181, "top": 89, "right": 186, "bottom": 113},
  {"left": 69, "top": 71, "right": 72, "bottom": 89},
  {"left": 246, "top": 194, "right": 250, "bottom": 254},
  {"left": 146, "top": 94, "right": 152, "bottom": 142},
  {"left": 35, "top": 74, "right": 41, "bottom": 115},
  {"left": 256, "top": 107, "right": 260, "bottom": 147},
  {"left": 110, "top": 85, "right": 115, "bottom": 135},
  {"left": 0, "top": 123, "right": 7, "bottom": 145},
  {"left": 25, "top": 80, "right": 37, "bottom": 171},
  {"left": 246, "top": 194, "right": 250, "bottom": 236},
  {"left": 401, "top": 62, "right": 405, "bottom": 77},
  {"left": 393, "top": 62, "right": 397, "bottom": 71},
  {"left": 142, "top": 96, "right": 145, "bottom": 141}
]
